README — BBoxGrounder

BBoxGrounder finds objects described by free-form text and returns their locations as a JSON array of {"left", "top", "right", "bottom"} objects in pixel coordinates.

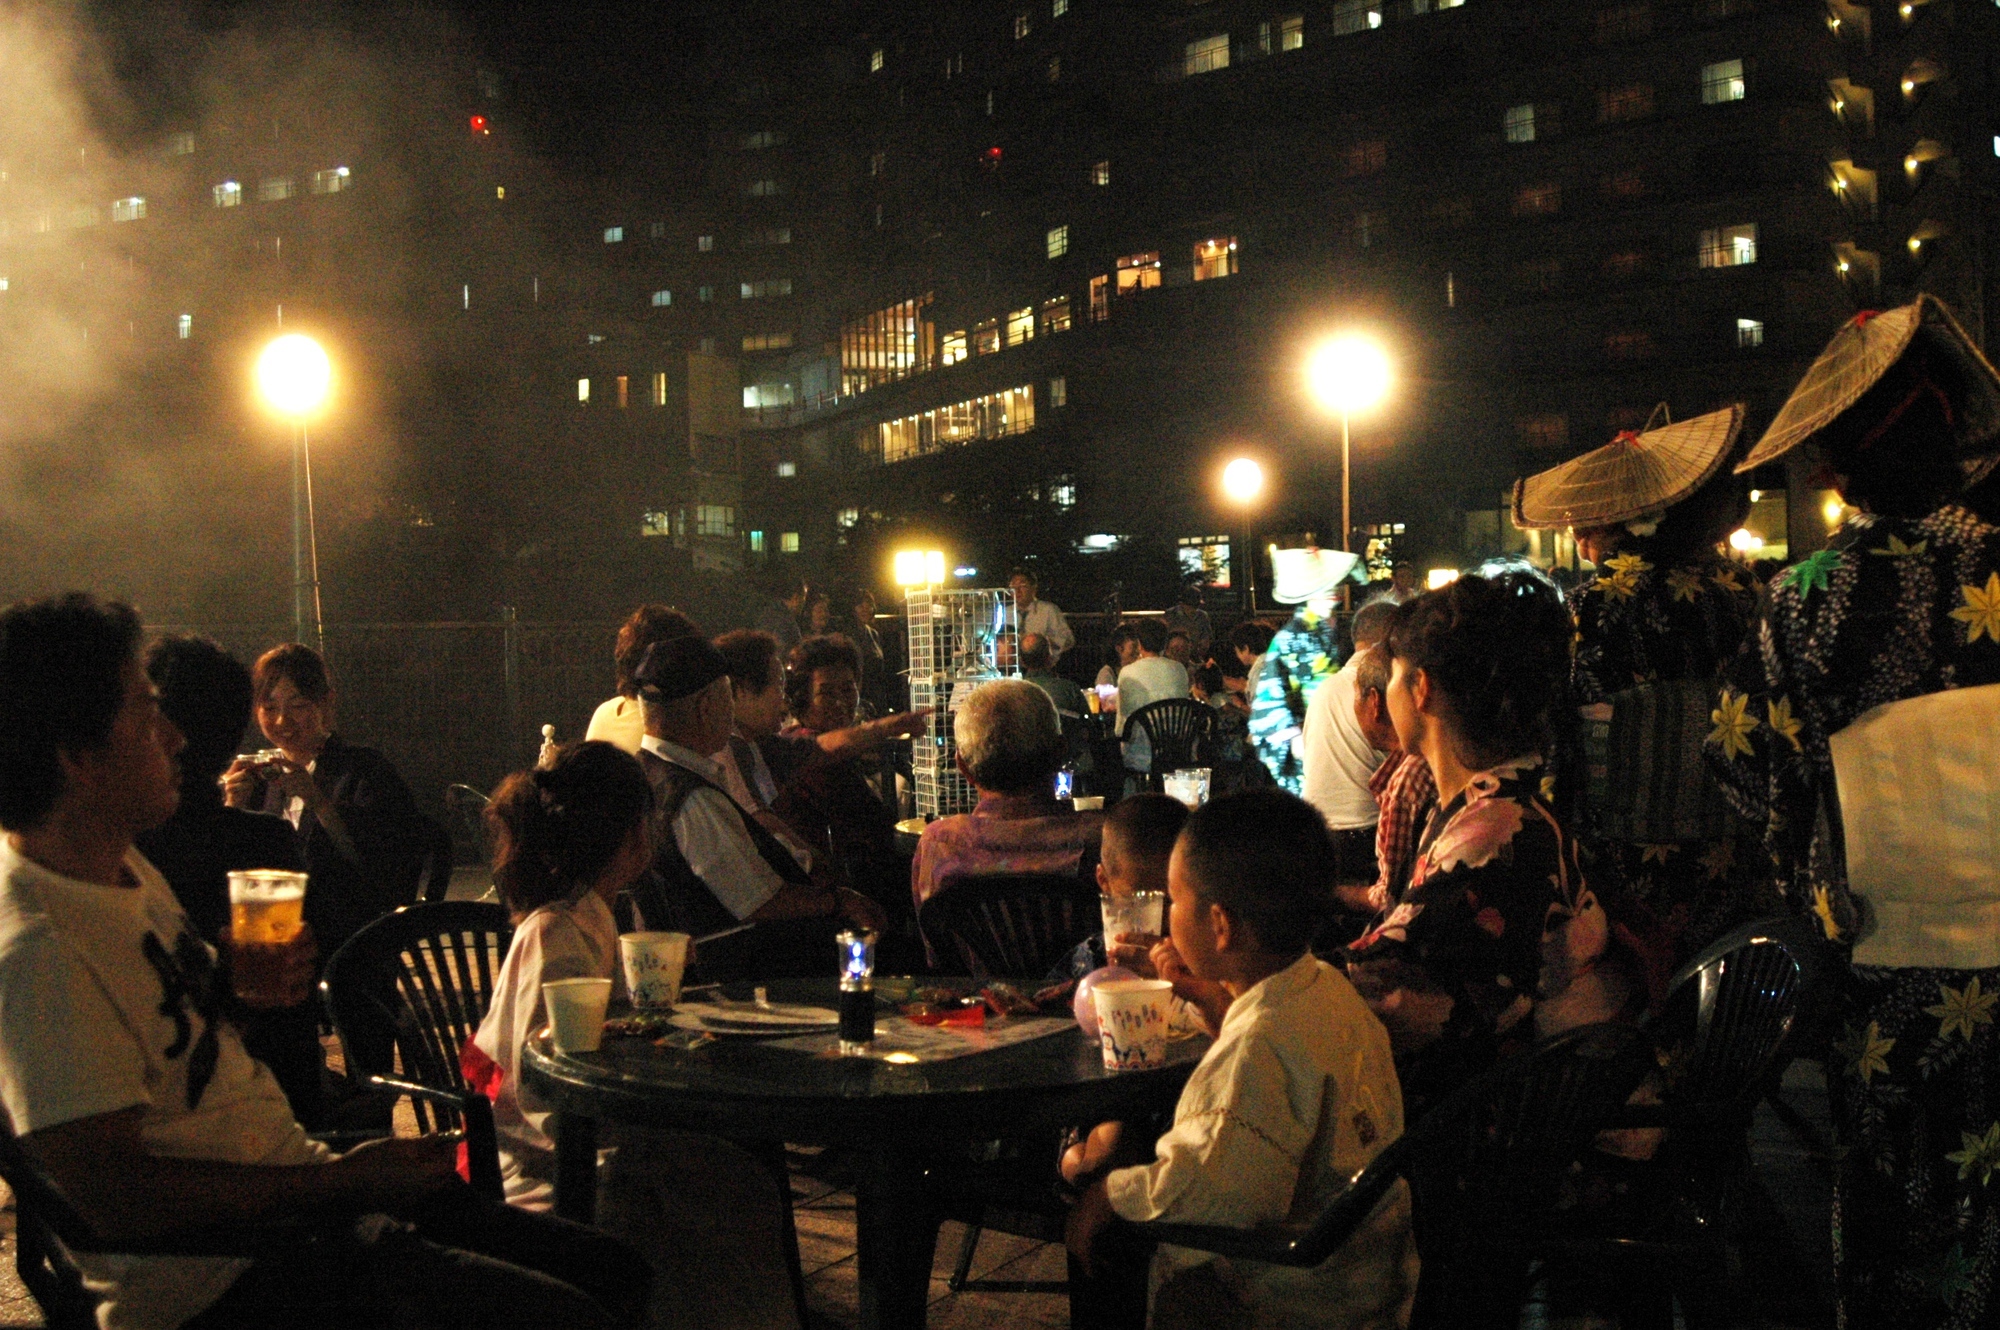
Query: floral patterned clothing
[{"left": 1247, "top": 608, "right": 1340, "bottom": 797}]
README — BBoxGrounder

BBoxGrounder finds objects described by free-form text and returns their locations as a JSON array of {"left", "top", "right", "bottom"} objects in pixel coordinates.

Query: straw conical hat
[
  {"left": 1738, "top": 293, "right": 2000, "bottom": 474},
  {"left": 1512, "top": 404, "right": 1745, "bottom": 530},
  {"left": 1270, "top": 548, "right": 1360, "bottom": 604}
]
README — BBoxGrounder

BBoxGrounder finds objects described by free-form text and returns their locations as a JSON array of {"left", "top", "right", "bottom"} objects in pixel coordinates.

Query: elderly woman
[{"left": 1345, "top": 573, "right": 1663, "bottom": 1117}]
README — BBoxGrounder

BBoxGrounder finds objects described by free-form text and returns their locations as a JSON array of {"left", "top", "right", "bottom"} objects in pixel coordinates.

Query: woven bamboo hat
[
  {"left": 1737, "top": 294, "right": 2000, "bottom": 475},
  {"left": 1269, "top": 548, "right": 1360, "bottom": 604},
  {"left": 1512, "top": 404, "right": 1745, "bottom": 531}
]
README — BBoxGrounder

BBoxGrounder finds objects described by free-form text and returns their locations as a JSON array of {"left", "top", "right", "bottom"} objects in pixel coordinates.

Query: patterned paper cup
[
  {"left": 1092, "top": 978, "right": 1175, "bottom": 1071},
  {"left": 620, "top": 931, "right": 691, "bottom": 1008}
]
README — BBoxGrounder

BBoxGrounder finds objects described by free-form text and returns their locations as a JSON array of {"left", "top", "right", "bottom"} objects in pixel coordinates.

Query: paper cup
[
  {"left": 1092, "top": 978, "right": 1174, "bottom": 1071},
  {"left": 543, "top": 978, "right": 614, "bottom": 1054},
  {"left": 620, "top": 931, "right": 691, "bottom": 1008}
]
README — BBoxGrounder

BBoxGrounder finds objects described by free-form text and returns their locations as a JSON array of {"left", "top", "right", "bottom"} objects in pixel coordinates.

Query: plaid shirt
[{"left": 1366, "top": 751, "right": 1437, "bottom": 910}]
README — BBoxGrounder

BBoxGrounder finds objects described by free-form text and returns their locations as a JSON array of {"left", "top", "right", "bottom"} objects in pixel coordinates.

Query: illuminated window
[
  {"left": 698, "top": 286, "right": 715, "bottom": 302},
  {"left": 740, "top": 278, "right": 794, "bottom": 299},
  {"left": 1699, "top": 223, "right": 1758, "bottom": 268},
  {"left": 1333, "top": 0, "right": 1382, "bottom": 35},
  {"left": 696, "top": 505, "right": 736, "bottom": 537},
  {"left": 1184, "top": 35, "right": 1230, "bottom": 76},
  {"left": 1702, "top": 59, "right": 1745, "bottom": 103},
  {"left": 781, "top": 532, "right": 801, "bottom": 553},
  {"left": 742, "top": 332, "right": 796, "bottom": 351},
  {"left": 166, "top": 131, "right": 196, "bottom": 156},
  {"left": 1178, "top": 536, "right": 1233, "bottom": 588},
  {"left": 1089, "top": 274, "right": 1110, "bottom": 321},
  {"left": 1504, "top": 104, "right": 1536, "bottom": 143},
  {"left": 642, "top": 510, "right": 678, "bottom": 539},
  {"left": 1343, "top": 140, "right": 1387, "bottom": 175},
  {"left": 1597, "top": 84, "right": 1655, "bottom": 122},
  {"left": 841, "top": 294, "right": 937, "bottom": 394},
  {"left": 1015, "top": 11, "right": 1032, "bottom": 38},
  {"left": 111, "top": 197, "right": 146, "bottom": 222},
  {"left": 578, "top": 378, "right": 590, "bottom": 403},
  {"left": 942, "top": 330, "right": 968, "bottom": 365},
  {"left": 1513, "top": 183, "right": 1561, "bottom": 216},
  {"left": 746, "top": 179, "right": 785, "bottom": 196},
  {"left": 1049, "top": 478, "right": 1076, "bottom": 509},
  {"left": 258, "top": 177, "right": 293, "bottom": 201},
  {"left": 697, "top": 234, "right": 714, "bottom": 251},
  {"left": 743, "top": 227, "right": 793, "bottom": 246},
  {"left": 1737, "top": 318, "right": 1765, "bottom": 347},
  {"left": 1040, "top": 296, "right": 1072, "bottom": 334},
  {"left": 652, "top": 372, "right": 668, "bottom": 406},
  {"left": 177, "top": 314, "right": 192, "bottom": 339},
  {"left": 1047, "top": 224, "right": 1069, "bottom": 259},
  {"left": 1053, "top": 0, "right": 1068, "bottom": 14},
  {"left": 1193, "top": 237, "right": 1238, "bottom": 280},
  {"left": 212, "top": 181, "right": 241, "bottom": 207},
  {"left": 615, "top": 375, "right": 629, "bottom": 408},
  {"left": 1091, "top": 160, "right": 1110, "bottom": 186},
  {"left": 749, "top": 531, "right": 766, "bottom": 553},
  {"left": 1047, "top": 55, "right": 1061, "bottom": 80},
  {"left": 1518, "top": 414, "right": 1569, "bottom": 450},
  {"left": 1050, "top": 376, "right": 1068, "bottom": 407},
  {"left": 869, "top": 151, "right": 887, "bottom": 177},
  {"left": 1116, "top": 252, "right": 1161, "bottom": 294},
  {"left": 838, "top": 508, "right": 860, "bottom": 529},
  {"left": 604, "top": 226, "right": 624, "bottom": 243},
  {"left": 974, "top": 318, "right": 1001, "bottom": 355},
  {"left": 1006, "top": 307, "right": 1035, "bottom": 346},
  {"left": 870, "top": 48, "right": 884, "bottom": 73},
  {"left": 311, "top": 167, "right": 350, "bottom": 194},
  {"left": 1280, "top": 14, "right": 1305, "bottom": 48},
  {"left": 651, "top": 289, "right": 671, "bottom": 306},
  {"left": 777, "top": 461, "right": 797, "bottom": 477},
  {"left": 877, "top": 385, "right": 1036, "bottom": 463},
  {"left": 741, "top": 130, "right": 787, "bottom": 148},
  {"left": 743, "top": 383, "right": 795, "bottom": 408}
]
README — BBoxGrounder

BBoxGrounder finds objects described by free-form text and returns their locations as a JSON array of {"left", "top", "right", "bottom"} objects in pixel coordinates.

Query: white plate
[{"left": 667, "top": 1002, "right": 842, "bottom": 1036}]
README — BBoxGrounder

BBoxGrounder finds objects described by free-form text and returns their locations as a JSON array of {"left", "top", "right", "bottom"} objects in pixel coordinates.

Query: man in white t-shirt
[
  {"left": 1301, "top": 598, "right": 1396, "bottom": 882},
  {"left": 1009, "top": 568, "right": 1076, "bottom": 663},
  {"left": 0, "top": 594, "right": 647, "bottom": 1330},
  {"left": 1116, "top": 619, "right": 1192, "bottom": 776}
]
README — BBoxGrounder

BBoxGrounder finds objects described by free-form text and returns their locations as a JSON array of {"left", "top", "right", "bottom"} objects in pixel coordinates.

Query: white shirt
[
  {"left": 1116, "top": 654, "right": 1191, "bottom": 772},
  {"left": 1302, "top": 666, "right": 1386, "bottom": 832},
  {"left": 468, "top": 889, "right": 621, "bottom": 1210},
  {"left": 584, "top": 695, "right": 646, "bottom": 755},
  {"left": 0, "top": 840, "right": 329, "bottom": 1330},
  {"left": 1105, "top": 955, "right": 1417, "bottom": 1330},
  {"left": 641, "top": 735, "right": 788, "bottom": 920},
  {"left": 1018, "top": 599, "right": 1075, "bottom": 659}
]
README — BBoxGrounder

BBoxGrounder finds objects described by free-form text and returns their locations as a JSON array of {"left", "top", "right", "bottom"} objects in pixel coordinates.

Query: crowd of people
[{"left": 0, "top": 291, "right": 1995, "bottom": 1329}]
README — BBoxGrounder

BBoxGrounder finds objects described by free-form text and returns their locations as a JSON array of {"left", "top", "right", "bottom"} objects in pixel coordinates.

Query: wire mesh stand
[{"left": 905, "top": 587, "right": 1019, "bottom": 820}]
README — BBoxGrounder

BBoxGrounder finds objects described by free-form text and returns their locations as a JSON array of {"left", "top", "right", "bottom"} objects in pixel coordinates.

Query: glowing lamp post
[
  {"left": 1220, "top": 457, "right": 1266, "bottom": 611},
  {"left": 1304, "top": 334, "right": 1392, "bottom": 581},
  {"left": 893, "top": 549, "right": 946, "bottom": 588},
  {"left": 256, "top": 334, "right": 332, "bottom": 650}
]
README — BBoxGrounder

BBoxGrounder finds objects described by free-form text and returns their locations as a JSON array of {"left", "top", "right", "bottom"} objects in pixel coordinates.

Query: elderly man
[
  {"left": 1349, "top": 642, "right": 1436, "bottom": 914},
  {"left": 1008, "top": 568, "right": 1075, "bottom": 662},
  {"left": 911, "top": 680, "right": 1105, "bottom": 933},
  {"left": 632, "top": 636, "right": 882, "bottom": 977},
  {"left": 1020, "top": 633, "right": 1087, "bottom": 719},
  {"left": 1301, "top": 598, "right": 1396, "bottom": 880},
  {"left": 1115, "top": 619, "right": 1190, "bottom": 777}
]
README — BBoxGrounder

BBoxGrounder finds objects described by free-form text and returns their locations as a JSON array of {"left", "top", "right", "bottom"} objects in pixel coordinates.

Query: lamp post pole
[{"left": 292, "top": 424, "right": 324, "bottom": 651}]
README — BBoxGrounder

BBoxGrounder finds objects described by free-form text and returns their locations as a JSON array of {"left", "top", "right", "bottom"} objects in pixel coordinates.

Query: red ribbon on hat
[{"left": 1850, "top": 309, "right": 1882, "bottom": 326}]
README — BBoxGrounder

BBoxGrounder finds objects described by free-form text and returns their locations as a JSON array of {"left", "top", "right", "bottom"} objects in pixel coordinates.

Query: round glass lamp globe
[
  {"left": 1221, "top": 457, "right": 1264, "bottom": 504},
  {"left": 256, "top": 334, "right": 332, "bottom": 417},
  {"left": 1306, "top": 335, "right": 1392, "bottom": 415}
]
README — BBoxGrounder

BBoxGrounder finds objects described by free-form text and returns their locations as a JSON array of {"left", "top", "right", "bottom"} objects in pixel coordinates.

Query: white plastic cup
[
  {"left": 620, "top": 931, "right": 691, "bottom": 1008},
  {"left": 543, "top": 978, "right": 614, "bottom": 1054},
  {"left": 1100, "top": 890, "right": 1165, "bottom": 948},
  {"left": 1092, "top": 978, "right": 1174, "bottom": 1071},
  {"left": 1164, "top": 768, "right": 1212, "bottom": 809}
]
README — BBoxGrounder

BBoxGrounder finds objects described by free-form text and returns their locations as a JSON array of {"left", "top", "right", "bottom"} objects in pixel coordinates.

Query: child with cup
[
  {"left": 1065, "top": 790, "right": 1418, "bottom": 1330},
  {"left": 1050, "top": 793, "right": 1186, "bottom": 982}
]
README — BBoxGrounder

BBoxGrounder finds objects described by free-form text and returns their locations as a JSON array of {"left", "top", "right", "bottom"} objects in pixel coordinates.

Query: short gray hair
[{"left": 954, "top": 679, "right": 1064, "bottom": 794}]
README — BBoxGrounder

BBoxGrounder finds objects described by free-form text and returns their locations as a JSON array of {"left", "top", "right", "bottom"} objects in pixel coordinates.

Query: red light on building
[
  {"left": 983, "top": 146, "right": 1002, "bottom": 161},
  {"left": 469, "top": 114, "right": 490, "bottom": 135}
]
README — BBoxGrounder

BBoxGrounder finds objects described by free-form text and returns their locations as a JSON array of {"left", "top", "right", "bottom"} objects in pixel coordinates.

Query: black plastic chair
[
  {"left": 918, "top": 871, "right": 1101, "bottom": 978},
  {"left": 319, "top": 901, "right": 512, "bottom": 1199},
  {"left": 413, "top": 814, "right": 457, "bottom": 903},
  {"left": 1125, "top": 698, "right": 1216, "bottom": 789}
]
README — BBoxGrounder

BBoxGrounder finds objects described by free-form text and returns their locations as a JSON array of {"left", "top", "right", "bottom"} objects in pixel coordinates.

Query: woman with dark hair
[
  {"left": 223, "top": 643, "right": 425, "bottom": 963},
  {"left": 1346, "top": 573, "right": 1663, "bottom": 1115},
  {"left": 585, "top": 604, "right": 701, "bottom": 754}
]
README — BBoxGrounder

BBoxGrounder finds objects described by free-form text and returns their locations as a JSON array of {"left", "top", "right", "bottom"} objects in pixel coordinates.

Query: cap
[{"left": 633, "top": 636, "right": 730, "bottom": 702}]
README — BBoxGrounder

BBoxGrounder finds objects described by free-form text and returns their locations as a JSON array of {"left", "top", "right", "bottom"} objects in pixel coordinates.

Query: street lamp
[
  {"left": 1304, "top": 333, "right": 1392, "bottom": 574},
  {"left": 1220, "top": 457, "right": 1265, "bottom": 611},
  {"left": 256, "top": 333, "right": 332, "bottom": 650}
]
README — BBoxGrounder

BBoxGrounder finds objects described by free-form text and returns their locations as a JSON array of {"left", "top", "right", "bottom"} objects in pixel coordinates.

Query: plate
[{"left": 667, "top": 1002, "right": 842, "bottom": 1036}]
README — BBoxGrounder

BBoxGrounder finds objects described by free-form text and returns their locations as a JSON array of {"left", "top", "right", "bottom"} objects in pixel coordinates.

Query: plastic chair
[
  {"left": 413, "top": 815, "right": 457, "bottom": 903},
  {"left": 918, "top": 871, "right": 1101, "bottom": 978},
  {"left": 319, "top": 901, "right": 511, "bottom": 1199},
  {"left": 1125, "top": 698, "right": 1216, "bottom": 789}
]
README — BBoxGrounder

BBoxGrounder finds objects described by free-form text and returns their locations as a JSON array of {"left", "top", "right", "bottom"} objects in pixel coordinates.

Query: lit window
[
  {"left": 1015, "top": 11, "right": 1032, "bottom": 39},
  {"left": 1050, "top": 376, "right": 1068, "bottom": 407},
  {"left": 698, "top": 286, "right": 715, "bottom": 302},
  {"left": 604, "top": 226, "right": 624, "bottom": 242},
  {"left": 1699, "top": 222, "right": 1758, "bottom": 268},
  {"left": 869, "top": 151, "right": 887, "bottom": 177},
  {"left": 177, "top": 314, "right": 192, "bottom": 339},
  {"left": 840, "top": 294, "right": 938, "bottom": 393},
  {"left": 974, "top": 318, "right": 1001, "bottom": 355},
  {"left": 652, "top": 372, "right": 668, "bottom": 406},
  {"left": 781, "top": 532, "right": 801, "bottom": 554},
  {"left": 111, "top": 197, "right": 146, "bottom": 222},
  {"left": 870, "top": 48, "right": 884, "bottom": 73},
  {"left": 1089, "top": 274, "right": 1110, "bottom": 321},
  {"left": 742, "top": 332, "right": 796, "bottom": 351},
  {"left": 578, "top": 378, "right": 591, "bottom": 403},
  {"left": 1116, "top": 251, "right": 1161, "bottom": 294},
  {"left": 877, "top": 385, "right": 1037, "bottom": 463},
  {"left": 1193, "top": 236, "right": 1238, "bottom": 280},
  {"left": 642, "top": 510, "right": 677, "bottom": 539},
  {"left": 1040, "top": 296, "right": 1072, "bottom": 334},
  {"left": 166, "top": 131, "right": 196, "bottom": 156},
  {"left": 1091, "top": 160, "right": 1110, "bottom": 186},
  {"left": 463, "top": 284, "right": 472, "bottom": 310},
  {"left": 777, "top": 461, "right": 798, "bottom": 477},
  {"left": 1736, "top": 318, "right": 1765, "bottom": 347},
  {"left": 743, "top": 383, "right": 795, "bottom": 408},
  {"left": 1343, "top": 140, "right": 1388, "bottom": 175},
  {"left": 651, "top": 289, "right": 671, "bottom": 306},
  {"left": 1047, "top": 224, "right": 1069, "bottom": 259},
  {"left": 942, "top": 330, "right": 968, "bottom": 365},
  {"left": 311, "top": 167, "right": 350, "bottom": 194},
  {"left": 1280, "top": 14, "right": 1305, "bottom": 48},
  {"left": 1513, "top": 183, "right": 1561, "bottom": 216},
  {"left": 1178, "top": 536, "right": 1233, "bottom": 588},
  {"left": 697, "top": 234, "right": 715, "bottom": 251},
  {"left": 697, "top": 505, "right": 736, "bottom": 537},
  {"left": 213, "top": 181, "right": 241, "bottom": 208},
  {"left": 750, "top": 531, "right": 766, "bottom": 553},
  {"left": 1053, "top": 0, "right": 1068, "bottom": 14},
  {"left": 1184, "top": 35, "right": 1230, "bottom": 76},
  {"left": 741, "top": 130, "right": 787, "bottom": 148},
  {"left": 587, "top": 334, "right": 605, "bottom": 344},
  {"left": 1006, "top": 306, "right": 1035, "bottom": 347},
  {"left": 740, "top": 278, "right": 795, "bottom": 299},
  {"left": 1049, "top": 479, "right": 1076, "bottom": 510},
  {"left": 1504, "top": 104, "right": 1536, "bottom": 143},
  {"left": 838, "top": 508, "right": 860, "bottom": 528},
  {"left": 1597, "top": 84, "right": 1655, "bottom": 122},
  {"left": 746, "top": 179, "right": 785, "bottom": 196},
  {"left": 258, "top": 177, "right": 294, "bottom": 202},
  {"left": 616, "top": 375, "right": 629, "bottom": 408},
  {"left": 1702, "top": 59, "right": 1745, "bottom": 103},
  {"left": 1333, "top": 0, "right": 1382, "bottom": 35}
]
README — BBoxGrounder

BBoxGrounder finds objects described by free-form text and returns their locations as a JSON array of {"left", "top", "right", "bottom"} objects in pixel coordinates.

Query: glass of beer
[{"left": 227, "top": 869, "right": 308, "bottom": 1006}]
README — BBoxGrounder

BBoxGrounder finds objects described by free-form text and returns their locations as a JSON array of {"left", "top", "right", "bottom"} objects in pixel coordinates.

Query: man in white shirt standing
[
  {"left": 0, "top": 593, "right": 646, "bottom": 1330},
  {"left": 1009, "top": 568, "right": 1075, "bottom": 663},
  {"left": 1116, "top": 619, "right": 1192, "bottom": 779},
  {"left": 1301, "top": 598, "right": 1397, "bottom": 884}
]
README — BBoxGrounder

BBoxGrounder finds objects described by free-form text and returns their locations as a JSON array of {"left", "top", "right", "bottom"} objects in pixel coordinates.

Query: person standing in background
[
  {"left": 1009, "top": 567, "right": 1075, "bottom": 663},
  {"left": 1301, "top": 598, "right": 1397, "bottom": 884},
  {"left": 1161, "top": 584, "right": 1214, "bottom": 660},
  {"left": 754, "top": 572, "right": 809, "bottom": 654}
]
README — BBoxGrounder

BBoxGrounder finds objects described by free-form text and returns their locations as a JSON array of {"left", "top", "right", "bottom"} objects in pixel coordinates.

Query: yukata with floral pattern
[
  {"left": 1345, "top": 759, "right": 1648, "bottom": 1118},
  {"left": 1246, "top": 608, "right": 1340, "bottom": 796},
  {"left": 1568, "top": 550, "right": 1770, "bottom": 963},
  {"left": 1704, "top": 502, "right": 2000, "bottom": 1330}
]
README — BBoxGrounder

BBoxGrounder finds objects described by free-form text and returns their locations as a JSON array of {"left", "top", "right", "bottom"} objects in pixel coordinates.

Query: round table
[{"left": 522, "top": 977, "right": 1205, "bottom": 1330}]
